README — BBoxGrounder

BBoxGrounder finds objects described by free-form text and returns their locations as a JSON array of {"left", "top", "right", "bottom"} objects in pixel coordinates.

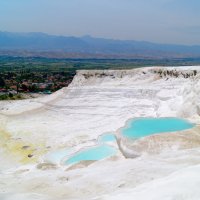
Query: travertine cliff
[{"left": 0, "top": 66, "right": 200, "bottom": 200}]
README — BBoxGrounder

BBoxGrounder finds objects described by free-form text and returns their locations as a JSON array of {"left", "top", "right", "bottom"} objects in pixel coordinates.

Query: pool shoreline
[{"left": 117, "top": 117, "right": 195, "bottom": 140}]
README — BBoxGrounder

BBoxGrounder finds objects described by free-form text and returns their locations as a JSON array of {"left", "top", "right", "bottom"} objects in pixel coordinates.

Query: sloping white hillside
[{"left": 0, "top": 66, "right": 200, "bottom": 200}]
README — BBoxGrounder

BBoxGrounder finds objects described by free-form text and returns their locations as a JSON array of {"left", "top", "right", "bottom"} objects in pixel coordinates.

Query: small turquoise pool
[
  {"left": 45, "top": 149, "right": 70, "bottom": 164},
  {"left": 65, "top": 145, "right": 116, "bottom": 165},
  {"left": 122, "top": 117, "right": 194, "bottom": 139},
  {"left": 99, "top": 134, "right": 116, "bottom": 142}
]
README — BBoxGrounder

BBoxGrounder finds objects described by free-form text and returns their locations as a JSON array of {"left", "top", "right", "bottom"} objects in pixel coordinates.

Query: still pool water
[
  {"left": 65, "top": 145, "right": 116, "bottom": 165},
  {"left": 99, "top": 134, "right": 116, "bottom": 142},
  {"left": 122, "top": 118, "right": 194, "bottom": 139},
  {"left": 45, "top": 149, "right": 70, "bottom": 164}
]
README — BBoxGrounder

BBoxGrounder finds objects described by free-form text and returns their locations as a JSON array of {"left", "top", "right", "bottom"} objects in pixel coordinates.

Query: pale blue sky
[{"left": 0, "top": 0, "right": 200, "bottom": 45}]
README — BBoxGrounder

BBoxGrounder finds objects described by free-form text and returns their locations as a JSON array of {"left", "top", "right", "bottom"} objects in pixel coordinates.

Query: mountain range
[{"left": 1, "top": 31, "right": 200, "bottom": 59}]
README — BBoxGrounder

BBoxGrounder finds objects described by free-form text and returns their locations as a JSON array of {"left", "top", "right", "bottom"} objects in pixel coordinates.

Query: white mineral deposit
[{"left": 1, "top": 67, "right": 200, "bottom": 200}]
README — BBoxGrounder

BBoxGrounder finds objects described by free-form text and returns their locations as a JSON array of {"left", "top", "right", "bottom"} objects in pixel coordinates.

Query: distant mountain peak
[
  {"left": 0, "top": 31, "right": 200, "bottom": 58},
  {"left": 81, "top": 35, "right": 92, "bottom": 39}
]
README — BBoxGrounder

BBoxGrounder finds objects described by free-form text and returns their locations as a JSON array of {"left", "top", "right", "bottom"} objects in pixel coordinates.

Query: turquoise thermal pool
[
  {"left": 121, "top": 118, "right": 194, "bottom": 139},
  {"left": 65, "top": 145, "right": 116, "bottom": 165},
  {"left": 45, "top": 149, "right": 70, "bottom": 164},
  {"left": 99, "top": 134, "right": 116, "bottom": 142}
]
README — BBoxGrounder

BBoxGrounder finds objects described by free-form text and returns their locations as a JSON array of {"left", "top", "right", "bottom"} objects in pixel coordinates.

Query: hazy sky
[{"left": 0, "top": 0, "right": 200, "bottom": 45}]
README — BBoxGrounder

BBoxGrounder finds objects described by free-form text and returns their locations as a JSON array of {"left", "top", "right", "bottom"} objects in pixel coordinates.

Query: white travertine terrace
[{"left": 0, "top": 66, "right": 200, "bottom": 200}]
